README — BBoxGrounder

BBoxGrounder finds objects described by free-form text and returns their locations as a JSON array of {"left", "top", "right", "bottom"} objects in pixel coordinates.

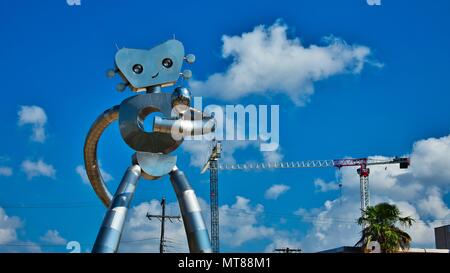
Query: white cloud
[
  {"left": 182, "top": 139, "right": 254, "bottom": 168},
  {"left": 190, "top": 20, "right": 377, "bottom": 105},
  {"left": 215, "top": 196, "right": 305, "bottom": 251},
  {"left": 263, "top": 230, "right": 303, "bottom": 253},
  {"left": 75, "top": 164, "right": 113, "bottom": 184},
  {"left": 262, "top": 149, "right": 284, "bottom": 163},
  {"left": 0, "top": 207, "right": 42, "bottom": 253},
  {"left": 0, "top": 207, "right": 22, "bottom": 244},
  {"left": 200, "top": 197, "right": 280, "bottom": 250},
  {"left": 0, "top": 167, "right": 13, "bottom": 177},
  {"left": 297, "top": 197, "right": 365, "bottom": 252},
  {"left": 314, "top": 178, "right": 340, "bottom": 192},
  {"left": 75, "top": 166, "right": 88, "bottom": 183},
  {"left": 40, "top": 230, "right": 67, "bottom": 245},
  {"left": 393, "top": 200, "right": 442, "bottom": 247},
  {"left": 0, "top": 240, "right": 41, "bottom": 253},
  {"left": 181, "top": 140, "right": 211, "bottom": 168},
  {"left": 182, "top": 104, "right": 259, "bottom": 168},
  {"left": 417, "top": 187, "right": 450, "bottom": 219},
  {"left": 219, "top": 196, "right": 275, "bottom": 247},
  {"left": 410, "top": 134, "right": 450, "bottom": 185},
  {"left": 17, "top": 105, "right": 48, "bottom": 143},
  {"left": 21, "top": 159, "right": 56, "bottom": 180},
  {"left": 120, "top": 200, "right": 188, "bottom": 253},
  {"left": 121, "top": 196, "right": 281, "bottom": 252},
  {"left": 264, "top": 184, "right": 290, "bottom": 200}
]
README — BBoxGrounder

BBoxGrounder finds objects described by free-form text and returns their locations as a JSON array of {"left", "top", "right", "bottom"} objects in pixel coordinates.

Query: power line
[
  {"left": 0, "top": 197, "right": 157, "bottom": 209},
  {"left": 1, "top": 201, "right": 448, "bottom": 226},
  {"left": 216, "top": 208, "right": 450, "bottom": 226},
  {"left": 2, "top": 201, "right": 447, "bottom": 226},
  {"left": 0, "top": 237, "right": 161, "bottom": 248}
]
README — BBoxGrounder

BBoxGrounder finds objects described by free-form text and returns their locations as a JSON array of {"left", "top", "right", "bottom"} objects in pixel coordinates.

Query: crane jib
[{"left": 214, "top": 157, "right": 410, "bottom": 171}]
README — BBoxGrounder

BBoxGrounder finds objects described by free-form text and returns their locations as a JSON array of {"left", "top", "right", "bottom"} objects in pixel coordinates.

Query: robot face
[{"left": 115, "top": 39, "right": 185, "bottom": 90}]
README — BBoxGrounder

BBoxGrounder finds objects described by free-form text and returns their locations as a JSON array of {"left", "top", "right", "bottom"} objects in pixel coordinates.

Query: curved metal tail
[{"left": 84, "top": 106, "right": 120, "bottom": 207}]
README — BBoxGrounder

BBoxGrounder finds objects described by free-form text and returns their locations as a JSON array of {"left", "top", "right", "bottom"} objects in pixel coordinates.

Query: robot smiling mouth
[{"left": 151, "top": 72, "right": 159, "bottom": 78}]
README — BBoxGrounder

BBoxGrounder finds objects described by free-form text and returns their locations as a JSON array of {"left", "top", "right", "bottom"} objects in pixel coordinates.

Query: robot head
[{"left": 112, "top": 39, "right": 195, "bottom": 92}]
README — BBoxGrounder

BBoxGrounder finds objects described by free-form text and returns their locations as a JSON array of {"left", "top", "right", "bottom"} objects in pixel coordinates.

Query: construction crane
[
  {"left": 200, "top": 141, "right": 221, "bottom": 253},
  {"left": 216, "top": 157, "right": 410, "bottom": 214},
  {"left": 201, "top": 152, "right": 410, "bottom": 248}
]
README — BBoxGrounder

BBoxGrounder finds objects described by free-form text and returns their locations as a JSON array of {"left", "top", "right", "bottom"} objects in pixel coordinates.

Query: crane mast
[
  {"left": 201, "top": 141, "right": 221, "bottom": 253},
  {"left": 210, "top": 159, "right": 219, "bottom": 253},
  {"left": 358, "top": 163, "right": 370, "bottom": 214}
]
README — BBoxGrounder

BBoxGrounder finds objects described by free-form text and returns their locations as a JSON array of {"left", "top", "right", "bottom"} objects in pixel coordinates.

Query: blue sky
[{"left": 0, "top": 0, "right": 450, "bottom": 253}]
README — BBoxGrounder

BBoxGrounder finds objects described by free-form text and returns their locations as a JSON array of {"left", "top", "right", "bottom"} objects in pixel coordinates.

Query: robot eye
[
  {"left": 132, "top": 64, "right": 143, "bottom": 74},
  {"left": 162, "top": 58, "right": 173, "bottom": 68}
]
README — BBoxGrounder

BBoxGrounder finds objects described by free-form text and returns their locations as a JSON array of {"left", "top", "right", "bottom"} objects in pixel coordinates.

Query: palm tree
[{"left": 355, "top": 202, "right": 415, "bottom": 253}]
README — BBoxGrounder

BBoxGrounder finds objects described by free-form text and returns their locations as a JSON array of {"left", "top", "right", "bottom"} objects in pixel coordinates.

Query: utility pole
[
  {"left": 146, "top": 197, "right": 181, "bottom": 253},
  {"left": 274, "top": 247, "right": 302, "bottom": 253}
]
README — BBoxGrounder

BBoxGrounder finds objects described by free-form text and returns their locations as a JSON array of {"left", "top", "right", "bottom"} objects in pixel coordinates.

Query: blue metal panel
[{"left": 115, "top": 39, "right": 185, "bottom": 89}]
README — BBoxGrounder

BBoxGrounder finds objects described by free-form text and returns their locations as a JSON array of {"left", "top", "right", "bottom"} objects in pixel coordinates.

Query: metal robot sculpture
[{"left": 83, "top": 39, "right": 214, "bottom": 253}]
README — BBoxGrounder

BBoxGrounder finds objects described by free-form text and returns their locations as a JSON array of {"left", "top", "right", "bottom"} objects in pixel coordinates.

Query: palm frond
[{"left": 355, "top": 202, "right": 415, "bottom": 253}]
